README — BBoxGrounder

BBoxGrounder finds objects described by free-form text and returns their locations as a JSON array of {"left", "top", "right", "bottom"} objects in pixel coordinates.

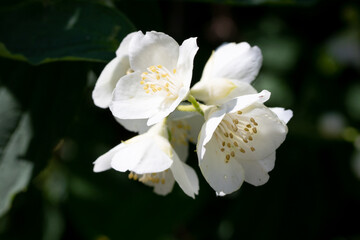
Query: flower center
[
  {"left": 128, "top": 171, "right": 167, "bottom": 184},
  {"left": 140, "top": 65, "right": 178, "bottom": 97},
  {"left": 214, "top": 111, "right": 259, "bottom": 163}
]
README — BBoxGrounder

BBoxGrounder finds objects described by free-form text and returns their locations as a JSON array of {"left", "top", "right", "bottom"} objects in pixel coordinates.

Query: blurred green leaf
[
  {"left": 183, "top": 0, "right": 316, "bottom": 5},
  {"left": 345, "top": 84, "right": 360, "bottom": 120},
  {"left": 0, "top": 1, "right": 136, "bottom": 65},
  {"left": 0, "top": 89, "right": 33, "bottom": 216}
]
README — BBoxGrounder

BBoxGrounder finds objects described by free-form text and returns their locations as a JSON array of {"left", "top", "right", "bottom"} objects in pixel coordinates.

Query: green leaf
[
  {"left": 0, "top": 1, "right": 136, "bottom": 65},
  {"left": 0, "top": 88, "right": 33, "bottom": 216}
]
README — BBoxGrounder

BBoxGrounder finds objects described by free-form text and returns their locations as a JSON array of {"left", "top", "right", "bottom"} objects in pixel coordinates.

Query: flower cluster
[{"left": 92, "top": 31, "right": 292, "bottom": 198}]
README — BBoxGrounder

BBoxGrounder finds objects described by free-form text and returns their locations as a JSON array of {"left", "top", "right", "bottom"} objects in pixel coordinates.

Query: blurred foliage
[
  {"left": 183, "top": 0, "right": 317, "bottom": 6},
  {"left": 0, "top": 90, "right": 33, "bottom": 216},
  {"left": 0, "top": 0, "right": 360, "bottom": 240},
  {"left": 0, "top": 1, "right": 135, "bottom": 64}
]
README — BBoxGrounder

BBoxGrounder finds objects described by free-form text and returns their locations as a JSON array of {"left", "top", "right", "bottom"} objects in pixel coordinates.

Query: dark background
[{"left": 0, "top": 0, "right": 360, "bottom": 239}]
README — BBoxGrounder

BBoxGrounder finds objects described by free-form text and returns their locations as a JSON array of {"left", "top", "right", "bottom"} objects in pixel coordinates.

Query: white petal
[
  {"left": 147, "top": 86, "right": 189, "bottom": 126},
  {"left": 202, "top": 42, "right": 262, "bottom": 83},
  {"left": 237, "top": 104, "right": 288, "bottom": 162},
  {"left": 186, "top": 114, "right": 204, "bottom": 144},
  {"left": 176, "top": 37, "right": 199, "bottom": 90},
  {"left": 148, "top": 170, "right": 176, "bottom": 196},
  {"left": 270, "top": 107, "right": 293, "bottom": 124},
  {"left": 92, "top": 56, "right": 129, "bottom": 108},
  {"left": 216, "top": 191, "right": 226, "bottom": 196},
  {"left": 191, "top": 77, "right": 236, "bottom": 104},
  {"left": 168, "top": 108, "right": 196, "bottom": 121},
  {"left": 171, "top": 140, "right": 188, "bottom": 163},
  {"left": 240, "top": 160, "right": 269, "bottom": 186},
  {"left": 191, "top": 78, "right": 257, "bottom": 105},
  {"left": 110, "top": 71, "right": 164, "bottom": 119},
  {"left": 146, "top": 119, "right": 168, "bottom": 138},
  {"left": 93, "top": 143, "right": 124, "bottom": 172},
  {"left": 170, "top": 152, "right": 199, "bottom": 198},
  {"left": 168, "top": 108, "right": 205, "bottom": 141},
  {"left": 167, "top": 112, "right": 203, "bottom": 160},
  {"left": 198, "top": 107, "right": 226, "bottom": 159},
  {"left": 222, "top": 81, "right": 258, "bottom": 104},
  {"left": 258, "top": 152, "right": 276, "bottom": 172},
  {"left": 115, "top": 118, "right": 150, "bottom": 134},
  {"left": 224, "top": 90, "right": 271, "bottom": 114},
  {"left": 199, "top": 51, "right": 215, "bottom": 82},
  {"left": 111, "top": 135, "right": 173, "bottom": 174},
  {"left": 199, "top": 138, "right": 245, "bottom": 195},
  {"left": 129, "top": 31, "right": 179, "bottom": 71},
  {"left": 115, "top": 31, "right": 138, "bottom": 57}
]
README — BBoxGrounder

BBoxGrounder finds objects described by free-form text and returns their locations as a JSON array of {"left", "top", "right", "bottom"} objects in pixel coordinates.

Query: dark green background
[{"left": 1, "top": 0, "right": 360, "bottom": 239}]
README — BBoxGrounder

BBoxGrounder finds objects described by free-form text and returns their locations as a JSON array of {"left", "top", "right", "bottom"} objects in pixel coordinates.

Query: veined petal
[
  {"left": 111, "top": 135, "right": 173, "bottom": 174},
  {"left": 93, "top": 143, "right": 124, "bottom": 172},
  {"left": 115, "top": 118, "right": 150, "bottom": 134},
  {"left": 202, "top": 42, "right": 262, "bottom": 83},
  {"left": 171, "top": 152, "right": 199, "bottom": 198},
  {"left": 191, "top": 78, "right": 257, "bottom": 105},
  {"left": 176, "top": 37, "right": 199, "bottom": 90},
  {"left": 129, "top": 31, "right": 179, "bottom": 71},
  {"left": 270, "top": 107, "right": 293, "bottom": 124},
  {"left": 115, "top": 31, "right": 138, "bottom": 57},
  {"left": 92, "top": 56, "right": 129, "bottom": 108},
  {"left": 199, "top": 138, "right": 245, "bottom": 195},
  {"left": 110, "top": 71, "right": 165, "bottom": 119}
]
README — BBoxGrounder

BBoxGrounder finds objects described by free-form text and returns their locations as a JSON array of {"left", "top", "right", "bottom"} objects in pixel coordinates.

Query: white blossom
[
  {"left": 110, "top": 31, "right": 199, "bottom": 126},
  {"left": 197, "top": 90, "right": 292, "bottom": 195},
  {"left": 93, "top": 120, "right": 199, "bottom": 198},
  {"left": 191, "top": 42, "right": 262, "bottom": 105}
]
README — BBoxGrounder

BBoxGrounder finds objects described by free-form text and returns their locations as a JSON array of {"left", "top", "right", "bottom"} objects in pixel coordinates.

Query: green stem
[
  {"left": 187, "top": 94, "right": 204, "bottom": 116},
  {"left": 177, "top": 105, "right": 196, "bottom": 112}
]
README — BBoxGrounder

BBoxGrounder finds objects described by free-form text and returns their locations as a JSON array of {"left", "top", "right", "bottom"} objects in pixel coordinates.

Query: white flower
[
  {"left": 191, "top": 42, "right": 262, "bottom": 105},
  {"left": 197, "top": 90, "right": 292, "bottom": 196},
  {"left": 92, "top": 32, "right": 137, "bottom": 108},
  {"left": 110, "top": 31, "right": 199, "bottom": 126},
  {"left": 93, "top": 120, "right": 199, "bottom": 198},
  {"left": 91, "top": 31, "right": 152, "bottom": 134}
]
